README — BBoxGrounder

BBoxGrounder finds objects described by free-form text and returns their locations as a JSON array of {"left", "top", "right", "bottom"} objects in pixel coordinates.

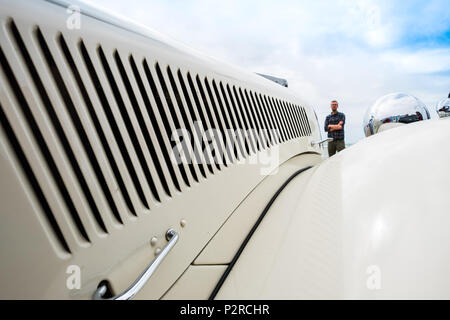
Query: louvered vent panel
[{"left": 0, "top": 16, "right": 313, "bottom": 255}]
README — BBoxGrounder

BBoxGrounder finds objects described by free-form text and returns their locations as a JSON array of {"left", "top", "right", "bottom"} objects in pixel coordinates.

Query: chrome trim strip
[
  {"left": 93, "top": 229, "right": 179, "bottom": 300},
  {"left": 311, "top": 138, "right": 333, "bottom": 147}
]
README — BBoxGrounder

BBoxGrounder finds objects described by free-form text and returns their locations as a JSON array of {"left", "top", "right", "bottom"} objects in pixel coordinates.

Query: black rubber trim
[{"left": 209, "top": 165, "right": 313, "bottom": 299}]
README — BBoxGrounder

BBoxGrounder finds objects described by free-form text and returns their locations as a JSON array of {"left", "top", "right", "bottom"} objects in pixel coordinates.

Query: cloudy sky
[{"left": 89, "top": 0, "right": 449, "bottom": 144}]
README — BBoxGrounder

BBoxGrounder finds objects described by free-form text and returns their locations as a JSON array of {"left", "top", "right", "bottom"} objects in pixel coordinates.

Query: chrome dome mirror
[
  {"left": 363, "top": 93, "right": 431, "bottom": 137},
  {"left": 436, "top": 94, "right": 450, "bottom": 118}
]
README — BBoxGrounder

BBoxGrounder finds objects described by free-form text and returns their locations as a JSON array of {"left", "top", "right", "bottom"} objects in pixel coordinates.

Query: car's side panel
[
  {"left": 161, "top": 265, "right": 227, "bottom": 300},
  {"left": 194, "top": 153, "right": 322, "bottom": 265}
]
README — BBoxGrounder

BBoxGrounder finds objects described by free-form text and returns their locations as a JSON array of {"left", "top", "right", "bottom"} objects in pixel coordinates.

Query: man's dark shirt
[{"left": 324, "top": 112, "right": 346, "bottom": 140}]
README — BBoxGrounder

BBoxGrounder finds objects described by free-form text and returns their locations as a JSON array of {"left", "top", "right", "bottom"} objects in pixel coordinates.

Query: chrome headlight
[
  {"left": 363, "top": 93, "right": 431, "bottom": 137},
  {"left": 436, "top": 97, "right": 450, "bottom": 118}
]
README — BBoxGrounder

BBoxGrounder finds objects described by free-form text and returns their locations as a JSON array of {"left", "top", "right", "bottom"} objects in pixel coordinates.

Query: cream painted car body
[
  {"left": 0, "top": 0, "right": 449, "bottom": 300},
  {"left": 215, "top": 118, "right": 450, "bottom": 299},
  {"left": 0, "top": 0, "right": 320, "bottom": 299}
]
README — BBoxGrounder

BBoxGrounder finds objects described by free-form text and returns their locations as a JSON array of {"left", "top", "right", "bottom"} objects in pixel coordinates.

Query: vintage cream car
[{"left": 0, "top": 0, "right": 449, "bottom": 300}]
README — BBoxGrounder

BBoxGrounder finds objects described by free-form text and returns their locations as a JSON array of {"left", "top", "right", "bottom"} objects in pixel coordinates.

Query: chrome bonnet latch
[
  {"left": 311, "top": 138, "right": 333, "bottom": 148},
  {"left": 93, "top": 228, "right": 179, "bottom": 300}
]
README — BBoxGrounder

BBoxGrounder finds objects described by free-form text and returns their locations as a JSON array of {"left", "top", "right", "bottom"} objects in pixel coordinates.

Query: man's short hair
[{"left": 331, "top": 100, "right": 338, "bottom": 104}]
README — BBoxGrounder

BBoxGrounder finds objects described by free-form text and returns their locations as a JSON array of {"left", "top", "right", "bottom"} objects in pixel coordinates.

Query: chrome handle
[
  {"left": 93, "top": 228, "right": 179, "bottom": 300},
  {"left": 311, "top": 138, "right": 333, "bottom": 147}
]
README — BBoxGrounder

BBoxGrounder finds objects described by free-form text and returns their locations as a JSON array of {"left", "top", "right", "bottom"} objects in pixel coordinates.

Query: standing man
[{"left": 324, "top": 100, "right": 346, "bottom": 157}]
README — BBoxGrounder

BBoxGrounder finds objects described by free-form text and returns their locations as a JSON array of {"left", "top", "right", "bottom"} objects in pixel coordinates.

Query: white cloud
[
  {"left": 381, "top": 49, "right": 450, "bottom": 74},
  {"left": 86, "top": 0, "right": 450, "bottom": 144}
]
